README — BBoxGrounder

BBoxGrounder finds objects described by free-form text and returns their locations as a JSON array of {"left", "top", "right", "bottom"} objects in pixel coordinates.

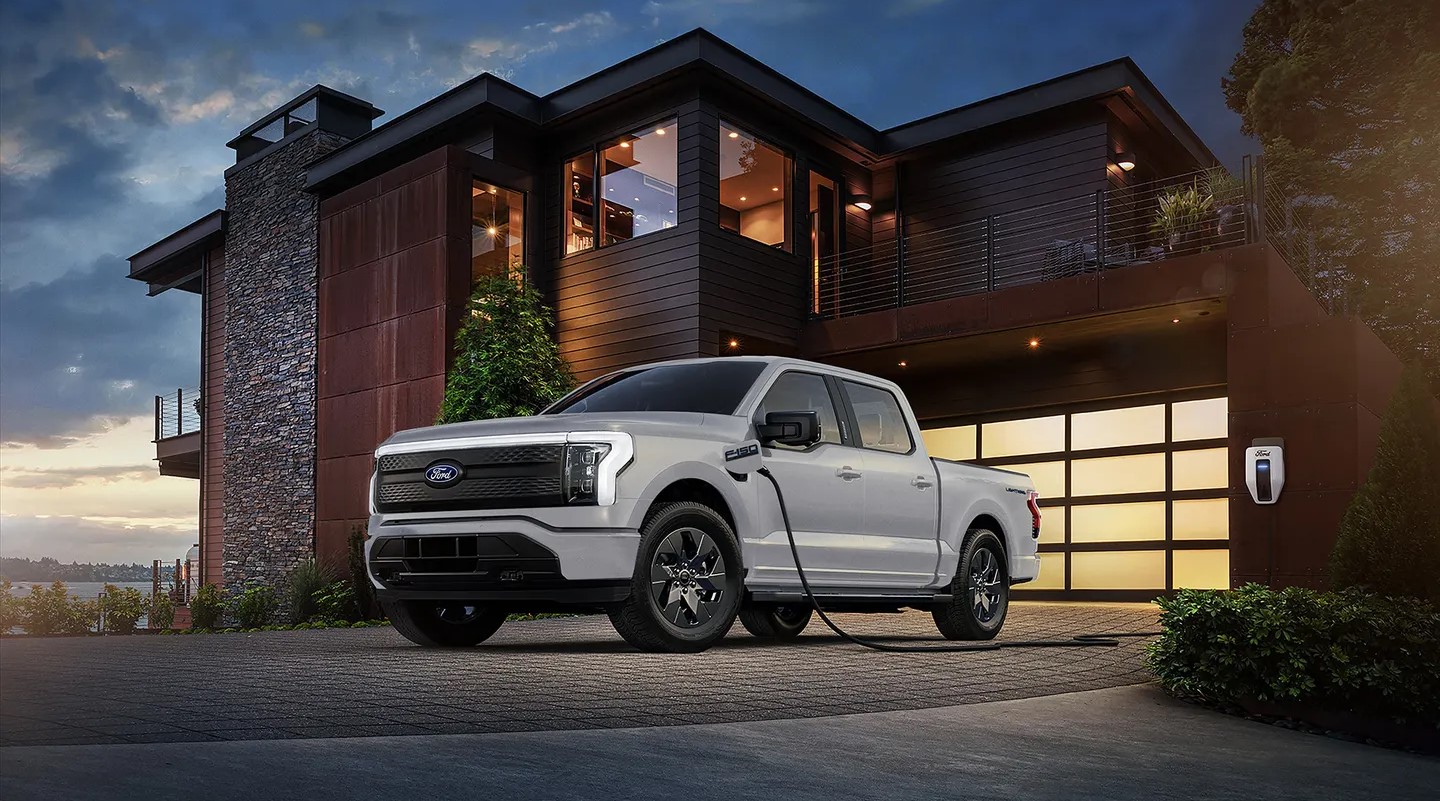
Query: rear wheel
[
  {"left": 932, "top": 529, "right": 1009, "bottom": 640},
  {"left": 383, "top": 599, "right": 507, "bottom": 647},
  {"left": 607, "top": 501, "right": 742, "bottom": 653},
  {"left": 739, "top": 604, "right": 813, "bottom": 640}
]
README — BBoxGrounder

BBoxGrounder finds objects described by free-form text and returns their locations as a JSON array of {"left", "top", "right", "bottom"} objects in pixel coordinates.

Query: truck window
[
  {"left": 548, "top": 361, "right": 766, "bottom": 415},
  {"left": 756, "top": 372, "right": 842, "bottom": 448},
  {"left": 843, "top": 381, "right": 914, "bottom": 454}
]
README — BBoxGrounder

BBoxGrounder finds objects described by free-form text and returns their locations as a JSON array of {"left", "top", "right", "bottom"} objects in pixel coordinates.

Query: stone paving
[{"left": 0, "top": 602, "right": 1157, "bottom": 747}]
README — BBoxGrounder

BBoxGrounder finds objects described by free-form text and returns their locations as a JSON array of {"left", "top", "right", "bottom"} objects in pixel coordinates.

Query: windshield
[{"left": 548, "top": 361, "right": 767, "bottom": 415}]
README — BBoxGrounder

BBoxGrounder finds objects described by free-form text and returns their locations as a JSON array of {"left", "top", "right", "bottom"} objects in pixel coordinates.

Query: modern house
[{"left": 128, "top": 29, "right": 1406, "bottom": 601}]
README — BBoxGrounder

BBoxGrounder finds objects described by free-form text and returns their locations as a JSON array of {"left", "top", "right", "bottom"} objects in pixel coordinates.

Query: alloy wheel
[
  {"left": 650, "top": 527, "right": 727, "bottom": 628},
  {"left": 969, "top": 546, "right": 1003, "bottom": 624}
]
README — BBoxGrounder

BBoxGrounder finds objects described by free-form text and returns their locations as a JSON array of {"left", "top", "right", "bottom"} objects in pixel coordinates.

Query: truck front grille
[{"left": 374, "top": 444, "right": 566, "bottom": 514}]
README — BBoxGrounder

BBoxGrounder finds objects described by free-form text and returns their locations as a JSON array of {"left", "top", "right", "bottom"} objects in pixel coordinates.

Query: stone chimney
[{"left": 221, "top": 86, "right": 382, "bottom": 591}]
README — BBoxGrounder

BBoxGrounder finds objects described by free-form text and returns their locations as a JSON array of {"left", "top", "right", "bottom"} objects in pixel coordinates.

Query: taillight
[{"left": 1027, "top": 491, "right": 1042, "bottom": 539}]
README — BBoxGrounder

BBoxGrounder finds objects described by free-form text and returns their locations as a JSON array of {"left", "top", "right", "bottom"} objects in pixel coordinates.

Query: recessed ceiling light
[
  {"left": 634, "top": 197, "right": 640, "bottom": 202},
  {"left": 655, "top": 128, "right": 666, "bottom": 135},
  {"left": 771, "top": 187, "right": 779, "bottom": 192},
  {"left": 1172, "top": 318, "right": 1181, "bottom": 324},
  {"left": 898, "top": 361, "right": 908, "bottom": 368},
  {"left": 739, "top": 196, "right": 747, "bottom": 202},
  {"left": 728, "top": 131, "right": 739, "bottom": 139},
  {"left": 1028, "top": 338, "right": 1040, "bottom": 349},
  {"left": 727, "top": 338, "right": 739, "bottom": 349}
]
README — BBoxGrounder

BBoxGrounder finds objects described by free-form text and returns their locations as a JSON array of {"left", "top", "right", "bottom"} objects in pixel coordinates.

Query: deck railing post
[
  {"left": 985, "top": 215, "right": 995, "bottom": 292},
  {"left": 1094, "top": 189, "right": 1106, "bottom": 270},
  {"left": 154, "top": 395, "right": 161, "bottom": 441},
  {"left": 1252, "top": 155, "right": 1267, "bottom": 245}
]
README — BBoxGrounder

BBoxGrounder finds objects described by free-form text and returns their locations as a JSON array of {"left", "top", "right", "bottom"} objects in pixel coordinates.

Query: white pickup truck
[{"left": 367, "top": 356, "right": 1041, "bottom": 653}]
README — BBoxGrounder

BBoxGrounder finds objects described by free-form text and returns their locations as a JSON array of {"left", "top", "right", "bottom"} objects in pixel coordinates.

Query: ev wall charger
[{"left": 1244, "top": 437, "right": 1285, "bottom": 505}]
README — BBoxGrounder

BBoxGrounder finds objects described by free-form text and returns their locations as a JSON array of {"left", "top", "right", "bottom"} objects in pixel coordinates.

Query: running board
[{"left": 748, "top": 589, "right": 951, "bottom": 604}]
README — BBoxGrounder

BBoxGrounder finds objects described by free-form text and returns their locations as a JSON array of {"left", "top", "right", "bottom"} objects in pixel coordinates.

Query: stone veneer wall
[{"left": 222, "top": 128, "right": 348, "bottom": 590}]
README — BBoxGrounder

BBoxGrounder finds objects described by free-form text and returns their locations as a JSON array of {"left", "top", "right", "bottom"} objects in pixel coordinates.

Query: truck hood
[{"left": 379, "top": 412, "right": 751, "bottom": 450}]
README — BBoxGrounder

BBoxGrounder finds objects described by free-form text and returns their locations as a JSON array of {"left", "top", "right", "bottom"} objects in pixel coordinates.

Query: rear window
[{"left": 548, "top": 362, "right": 767, "bottom": 415}]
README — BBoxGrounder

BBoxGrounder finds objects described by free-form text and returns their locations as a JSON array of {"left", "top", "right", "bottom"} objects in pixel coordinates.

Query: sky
[{"left": 0, "top": 0, "right": 1260, "bottom": 564}]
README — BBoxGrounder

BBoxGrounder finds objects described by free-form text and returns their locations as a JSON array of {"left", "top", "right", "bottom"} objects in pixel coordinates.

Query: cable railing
[
  {"left": 813, "top": 162, "right": 1289, "bottom": 320},
  {"left": 155, "top": 387, "right": 201, "bottom": 441}
]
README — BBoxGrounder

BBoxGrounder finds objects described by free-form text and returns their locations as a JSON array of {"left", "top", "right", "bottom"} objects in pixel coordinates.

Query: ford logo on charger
[{"left": 424, "top": 461, "right": 463, "bottom": 487}]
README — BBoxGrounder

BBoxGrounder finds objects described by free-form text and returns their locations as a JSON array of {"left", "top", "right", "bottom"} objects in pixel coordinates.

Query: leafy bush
[
  {"left": 1330, "top": 366, "right": 1440, "bottom": 602},
  {"left": 19, "top": 581, "right": 94, "bottom": 635},
  {"left": 349, "top": 528, "right": 379, "bottom": 621},
  {"left": 190, "top": 583, "right": 226, "bottom": 630},
  {"left": 100, "top": 584, "right": 146, "bottom": 635},
  {"left": 149, "top": 592, "right": 175, "bottom": 630},
  {"left": 313, "top": 580, "right": 359, "bottom": 624},
  {"left": 1147, "top": 584, "right": 1440, "bottom": 725},
  {"left": 436, "top": 273, "right": 573, "bottom": 424},
  {"left": 234, "top": 584, "right": 278, "bottom": 629},
  {"left": 0, "top": 579, "right": 21, "bottom": 633},
  {"left": 285, "top": 559, "right": 333, "bottom": 623}
]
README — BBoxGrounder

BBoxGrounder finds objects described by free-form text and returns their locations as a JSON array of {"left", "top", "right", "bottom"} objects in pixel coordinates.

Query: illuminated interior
[
  {"left": 471, "top": 180, "right": 524, "bottom": 281},
  {"left": 922, "top": 395, "right": 1229, "bottom": 594},
  {"left": 719, "top": 122, "right": 792, "bottom": 250}
]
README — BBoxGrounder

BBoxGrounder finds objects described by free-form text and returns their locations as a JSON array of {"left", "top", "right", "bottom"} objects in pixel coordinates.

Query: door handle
[
  {"left": 911, "top": 475, "right": 934, "bottom": 490},
  {"left": 836, "top": 466, "right": 863, "bottom": 481}
]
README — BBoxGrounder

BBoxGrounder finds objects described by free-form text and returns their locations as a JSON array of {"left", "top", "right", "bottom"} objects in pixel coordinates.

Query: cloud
[
  {"left": 0, "top": 255, "right": 200, "bottom": 447},
  {"left": 641, "top": 0, "right": 824, "bottom": 27},
  {"left": 0, "top": 515, "right": 195, "bottom": 563},
  {"left": 0, "top": 465, "right": 159, "bottom": 490}
]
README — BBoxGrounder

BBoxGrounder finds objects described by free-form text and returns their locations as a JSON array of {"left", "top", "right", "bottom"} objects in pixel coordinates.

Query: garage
[{"left": 920, "top": 393, "right": 1230, "bottom": 600}]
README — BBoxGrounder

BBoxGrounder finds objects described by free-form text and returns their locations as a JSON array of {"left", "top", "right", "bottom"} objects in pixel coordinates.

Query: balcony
[
  {"left": 154, "top": 387, "right": 201, "bottom": 479},
  {"left": 812, "top": 160, "right": 1318, "bottom": 321}
]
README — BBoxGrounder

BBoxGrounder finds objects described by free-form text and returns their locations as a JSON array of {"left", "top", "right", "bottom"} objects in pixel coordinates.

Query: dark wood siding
[
  {"left": 201, "top": 245, "right": 226, "bottom": 586},
  {"left": 314, "top": 146, "right": 468, "bottom": 567}
]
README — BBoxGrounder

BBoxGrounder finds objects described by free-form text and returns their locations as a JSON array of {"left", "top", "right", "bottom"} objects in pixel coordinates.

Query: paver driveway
[{"left": 0, "top": 602, "right": 1157, "bottom": 746}]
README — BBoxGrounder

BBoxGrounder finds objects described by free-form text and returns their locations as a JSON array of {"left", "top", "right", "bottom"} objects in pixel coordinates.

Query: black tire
[
  {"left": 932, "top": 529, "right": 1009, "bottom": 641},
  {"left": 383, "top": 598, "right": 508, "bottom": 647},
  {"left": 607, "top": 501, "right": 742, "bottom": 653},
  {"left": 738, "top": 604, "right": 813, "bottom": 640}
]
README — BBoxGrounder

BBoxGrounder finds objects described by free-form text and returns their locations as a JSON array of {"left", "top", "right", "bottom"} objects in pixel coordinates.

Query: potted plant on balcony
[
  {"left": 1202, "top": 167, "right": 1246, "bottom": 245},
  {"left": 1150, "top": 182, "right": 1215, "bottom": 258}
]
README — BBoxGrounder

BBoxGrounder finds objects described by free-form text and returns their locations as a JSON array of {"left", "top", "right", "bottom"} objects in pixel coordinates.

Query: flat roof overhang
[
  {"left": 303, "top": 29, "right": 1216, "bottom": 196},
  {"left": 126, "top": 210, "right": 225, "bottom": 296}
]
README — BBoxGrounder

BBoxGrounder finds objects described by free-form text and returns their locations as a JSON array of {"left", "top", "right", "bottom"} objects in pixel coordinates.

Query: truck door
[
  {"left": 837, "top": 379, "right": 943, "bottom": 588},
  {"left": 746, "top": 371, "right": 867, "bottom": 589}
]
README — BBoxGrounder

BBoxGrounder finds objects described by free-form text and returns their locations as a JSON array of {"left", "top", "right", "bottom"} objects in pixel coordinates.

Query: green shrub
[
  {"left": 190, "top": 583, "right": 226, "bottom": 630},
  {"left": 100, "top": 584, "right": 145, "bottom": 635},
  {"left": 0, "top": 579, "right": 21, "bottom": 633},
  {"left": 234, "top": 584, "right": 278, "bottom": 629},
  {"left": 349, "top": 528, "right": 379, "bottom": 621},
  {"left": 436, "top": 273, "right": 573, "bottom": 424},
  {"left": 285, "top": 559, "right": 333, "bottom": 623},
  {"left": 149, "top": 592, "right": 175, "bottom": 630},
  {"left": 1330, "top": 366, "right": 1440, "bottom": 602},
  {"left": 313, "top": 580, "right": 359, "bottom": 623},
  {"left": 1146, "top": 584, "right": 1440, "bottom": 725},
  {"left": 19, "top": 581, "right": 87, "bottom": 635}
]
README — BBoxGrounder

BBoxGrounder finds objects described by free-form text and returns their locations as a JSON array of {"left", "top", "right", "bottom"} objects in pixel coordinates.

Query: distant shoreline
[{"left": 2, "top": 556, "right": 176, "bottom": 585}]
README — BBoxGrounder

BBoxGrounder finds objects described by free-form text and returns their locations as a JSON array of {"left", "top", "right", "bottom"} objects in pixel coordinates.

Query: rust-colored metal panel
[
  {"left": 319, "top": 176, "right": 380, "bottom": 219},
  {"left": 377, "top": 145, "right": 451, "bottom": 194},
  {"left": 319, "top": 195, "right": 381, "bottom": 278},
  {"left": 801, "top": 310, "right": 898, "bottom": 355},
  {"left": 897, "top": 293, "right": 989, "bottom": 341},
  {"left": 201, "top": 249, "right": 226, "bottom": 586},
  {"left": 317, "top": 389, "right": 382, "bottom": 460},
  {"left": 1097, "top": 253, "right": 1226, "bottom": 311},
  {"left": 1275, "top": 490, "right": 1352, "bottom": 580},
  {"left": 986, "top": 272, "right": 1099, "bottom": 329},
  {"left": 378, "top": 170, "right": 449, "bottom": 259},
  {"left": 1228, "top": 495, "right": 1271, "bottom": 579},
  {"left": 313, "top": 519, "right": 352, "bottom": 572},
  {"left": 395, "top": 238, "right": 449, "bottom": 318},
  {"left": 395, "top": 306, "right": 447, "bottom": 382},
  {"left": 315, "top": 454, "right": 373, "bottom": 523}
]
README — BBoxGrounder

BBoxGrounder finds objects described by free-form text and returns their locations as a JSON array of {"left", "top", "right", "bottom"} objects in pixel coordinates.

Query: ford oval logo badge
[{"left": 424, "top": 461, "right": 463, "bottom": 488}]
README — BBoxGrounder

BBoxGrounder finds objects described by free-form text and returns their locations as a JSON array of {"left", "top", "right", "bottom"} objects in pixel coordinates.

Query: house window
[
  {"left": 472, "top": 180, "right": 524, "bottom": 281},
  {"left": 720, "top": 122, "right": 791, "bottom": 250},
  {"left": 565, "top": 119, "right": 678, "bottom": 255}
]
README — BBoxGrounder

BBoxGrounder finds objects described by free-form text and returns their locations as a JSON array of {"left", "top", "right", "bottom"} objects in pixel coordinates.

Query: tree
[
  {"left": 436, "top": 274, "right": 574, "bottom": 424},
  {"left": 1330, "top": 366, "right": 1440, "bottom": 601},
  {"left": 1223, "top": 0, "right": 1439, "bottom": 386}
]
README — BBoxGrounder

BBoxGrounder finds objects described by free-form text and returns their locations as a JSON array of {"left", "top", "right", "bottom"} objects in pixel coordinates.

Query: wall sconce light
[
  {"left": 1114, "top": 151, "right": 1137, "bottom": 172},
  {"left": 851, "top": 193, "right": 873, "bottom": 211}
]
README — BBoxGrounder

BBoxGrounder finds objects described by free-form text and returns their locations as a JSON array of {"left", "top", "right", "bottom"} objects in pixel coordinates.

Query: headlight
[
  {"left": 564, "top": 443, "right": 611, "bottom": 505},
  {"left": 367, "top": 468, "right": 378, "bottom": 515}
]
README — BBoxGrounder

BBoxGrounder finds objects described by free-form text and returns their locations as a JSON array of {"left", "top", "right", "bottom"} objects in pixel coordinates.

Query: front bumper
[{"left": 366, "top": 515, "right": 639, "bottom": 606}]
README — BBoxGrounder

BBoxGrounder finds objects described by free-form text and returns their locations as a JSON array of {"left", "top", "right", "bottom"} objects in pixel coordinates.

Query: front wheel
[
  {"left": 383, "top": 599, "right": 508, "bottom": 647},
  {"left": 607, "top": 501, "right": 742, "bottom": 653},
  {"left": 932, "top": 529, "right": 1009, "bottom": 640}
]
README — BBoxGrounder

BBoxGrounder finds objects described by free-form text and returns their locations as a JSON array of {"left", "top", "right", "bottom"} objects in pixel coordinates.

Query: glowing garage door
[{"left": 921, "top": 396, "right": 1229, "bottom": 595}]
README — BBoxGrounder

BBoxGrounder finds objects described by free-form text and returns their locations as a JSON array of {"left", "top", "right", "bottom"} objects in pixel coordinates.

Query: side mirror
[{"left": 757, "top": 411, "right": 821, "bottom": 448}]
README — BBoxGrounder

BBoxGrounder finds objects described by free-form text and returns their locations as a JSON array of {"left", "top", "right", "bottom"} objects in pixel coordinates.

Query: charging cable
[{"left": 757, "top": 467, "right": 1156, "bottom": 652}]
